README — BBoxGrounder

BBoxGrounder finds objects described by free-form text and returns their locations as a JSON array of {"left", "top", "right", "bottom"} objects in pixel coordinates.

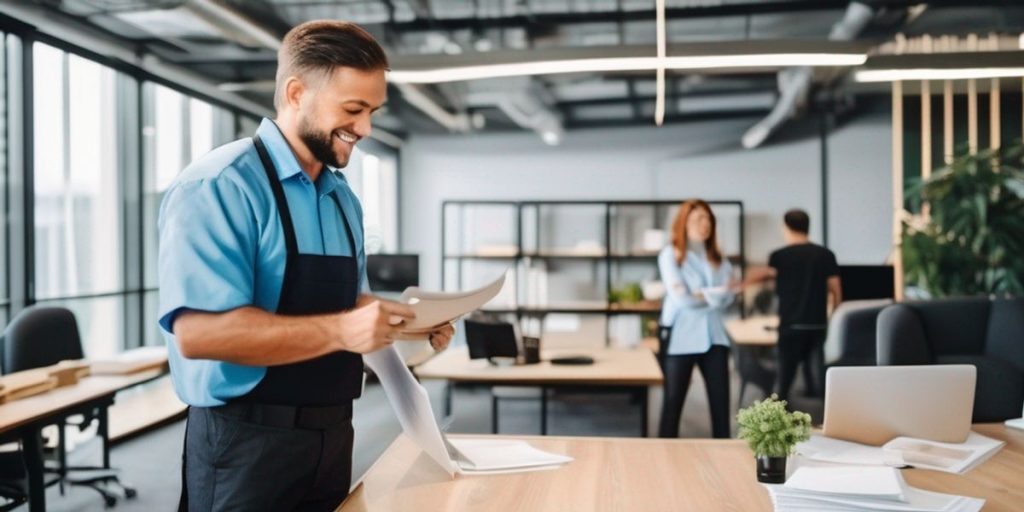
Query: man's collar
[{"left": 255, "top": 118, "right": 306, "bottom": 181}]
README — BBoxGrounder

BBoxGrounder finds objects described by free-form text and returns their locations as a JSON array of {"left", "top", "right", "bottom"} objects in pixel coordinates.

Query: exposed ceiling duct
[
  {"left": 741, "top": 1, "right": 875, "bottom": 149},
  {"left": 464, "top": 78, "right": 564, "bottom": 145}
]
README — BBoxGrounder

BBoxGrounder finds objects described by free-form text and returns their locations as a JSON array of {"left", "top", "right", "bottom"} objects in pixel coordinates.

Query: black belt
[{"left": 214, "top": 401, "right": 353, "bottom": 430}]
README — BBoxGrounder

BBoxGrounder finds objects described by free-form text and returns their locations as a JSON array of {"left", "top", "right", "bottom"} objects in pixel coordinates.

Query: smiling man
[{"left": 157, "top": 21, "right": 453, "bottom": 511}]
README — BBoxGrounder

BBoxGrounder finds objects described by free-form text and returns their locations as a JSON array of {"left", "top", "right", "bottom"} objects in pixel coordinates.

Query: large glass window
[
  {"left": 0, "top": 33, "right": 9, "bottom": 324},
  {"left": 344, "top": 147, "right": 399, "bottom": 253},
  {"left": 141, "top": 82, "right": 234, "bottom": 345},
  {"left": 33, "top": 44, "right": 124, "bottom": 356}
]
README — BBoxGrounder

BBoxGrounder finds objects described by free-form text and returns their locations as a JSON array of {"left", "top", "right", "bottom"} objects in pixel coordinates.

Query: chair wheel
[
  {"left": 124, "top": 487, "right": 138, "bottom": 499},
  {"left": 103, "top": 495, "right": 117, "bottom": 507}
]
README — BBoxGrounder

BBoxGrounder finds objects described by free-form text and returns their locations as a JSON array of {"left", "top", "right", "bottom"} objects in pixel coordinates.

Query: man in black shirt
[{"left": 750, "top": 209, "right": 842, "bottom": 401}]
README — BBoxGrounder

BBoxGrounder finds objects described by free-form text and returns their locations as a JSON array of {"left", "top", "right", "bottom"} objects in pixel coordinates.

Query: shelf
[
  {"left": 445, "top": 254, "right": 520, "bottom": 260},
  {"left": 479, "top": 301, "right": 662, "bottom": 315}
]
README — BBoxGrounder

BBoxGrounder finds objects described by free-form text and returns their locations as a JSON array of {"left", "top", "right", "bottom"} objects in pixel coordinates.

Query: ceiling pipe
[{"left": 741, "top": 1, "right": 874, "bottom": 148}]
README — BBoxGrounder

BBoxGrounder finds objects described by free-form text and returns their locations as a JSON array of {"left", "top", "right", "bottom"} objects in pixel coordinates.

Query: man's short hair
[
  {"left": 784, "top": 209, "right": 810, "bottom": 234},
  {"left": 273, "top": 20, "right": 389, "bottom": 110}
]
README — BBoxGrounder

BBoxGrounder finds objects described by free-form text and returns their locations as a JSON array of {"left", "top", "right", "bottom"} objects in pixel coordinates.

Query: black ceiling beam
[
  {"left": 564, "top": 107, "right": 769, "bottom": 129},
  {"left": 555, "top": 86, "right": 776, "bottom": 108},
  {"left": 353, "top": 0, "right": 1013, "bottom": 32}
]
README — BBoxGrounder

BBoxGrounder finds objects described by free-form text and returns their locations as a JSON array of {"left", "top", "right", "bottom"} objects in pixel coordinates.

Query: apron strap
[{"left": 253, "top": 135, "right": 300, "bottom": 256}]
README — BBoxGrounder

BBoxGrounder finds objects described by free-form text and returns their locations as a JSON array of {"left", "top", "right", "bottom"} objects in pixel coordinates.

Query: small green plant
[{"left": 736, "top": 395, "right": 812, "bottom": 458}]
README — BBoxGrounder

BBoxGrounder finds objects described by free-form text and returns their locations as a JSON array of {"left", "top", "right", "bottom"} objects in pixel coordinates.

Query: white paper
[
  {"left": 799, "top": 434, "right": 905, "bottom": 467},
  {"left": 395, "top": 272, "right": 507, "bottom": 332},
  {"left": 363, "top": 345, "right": 458, "bottom": 476},
  {"left": 766, "top": 477, "right": 985, "bottom": 512},
  {"left": 882, "top": 432, "right": 1004, "bottom": 474},
  {"left": 785, "top": 466, "right": 906, "bottom": 502},
  {"left": 448, "top": 438, "right": 574, "bottom": 472},
  {"left": 363, "top": 344, "right": 573, "bottom": 477}
]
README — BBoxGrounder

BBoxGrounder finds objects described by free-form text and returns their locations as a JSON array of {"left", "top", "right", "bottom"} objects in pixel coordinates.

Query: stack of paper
[
  {"left": 395, "top": 272, "right": 507, "bottom": 334},
  {"left": 764, "top": 466, "right": 985, "bottom": 512},
  {"left": 798, "top": 432, "right": 1005, "bottom": 475}
]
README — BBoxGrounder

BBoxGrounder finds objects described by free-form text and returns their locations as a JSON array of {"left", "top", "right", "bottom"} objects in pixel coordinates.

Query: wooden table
[
  {"left": 0, "top": 368, "right": 167, "bottom": 511},
  {"left": 725, "top": 315, "right": 779, "bottom": 346},
  {"left": 338, "top": 424, "right": 1024, "bottom": 512},
  {"left": 414, "top": 347, "right": 663, "bottom": 436}
]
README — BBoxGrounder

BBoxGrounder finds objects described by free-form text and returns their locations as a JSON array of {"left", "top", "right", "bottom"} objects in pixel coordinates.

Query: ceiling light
[
  {"left": 388, "top": 54, "right": 867, "bottom": 84},
  {"left": 541, "top": 130, "right": 562, "bottom": 146},
  {"left": 855, "top": 67, "right": 1024, "bottom": 82}
]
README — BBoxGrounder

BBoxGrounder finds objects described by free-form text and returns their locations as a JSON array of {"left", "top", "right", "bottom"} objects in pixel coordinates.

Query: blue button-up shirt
[
  {"left": 658, "top": 245, "right": 734, "bottom": 355},
  {"left": 158, "top": 118, "right": 368, "bottom": 406}
]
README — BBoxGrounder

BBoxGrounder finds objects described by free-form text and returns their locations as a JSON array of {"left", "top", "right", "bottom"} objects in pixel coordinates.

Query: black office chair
[{"left": 3, "top": 305, "right": 136, "bottom": 507}]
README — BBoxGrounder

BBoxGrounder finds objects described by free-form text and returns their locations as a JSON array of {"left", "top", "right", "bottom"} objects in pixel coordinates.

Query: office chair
[{"left": 3, "top": 305, "right": 137, "bottom": 507}]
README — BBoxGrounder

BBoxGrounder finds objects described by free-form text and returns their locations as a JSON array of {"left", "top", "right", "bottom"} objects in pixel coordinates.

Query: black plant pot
[{"left": 756, "top": 456, "right": 787, "bottom": 484}]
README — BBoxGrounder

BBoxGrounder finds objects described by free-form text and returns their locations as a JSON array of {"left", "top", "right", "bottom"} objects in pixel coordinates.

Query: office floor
[{"left": 15, "top": 369, "right": 823, "bottom": 511}]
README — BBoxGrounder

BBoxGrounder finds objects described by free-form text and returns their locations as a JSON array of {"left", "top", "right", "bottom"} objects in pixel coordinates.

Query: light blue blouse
[{"left": 657, "top": 244, "right": 735, "bottom": 355}]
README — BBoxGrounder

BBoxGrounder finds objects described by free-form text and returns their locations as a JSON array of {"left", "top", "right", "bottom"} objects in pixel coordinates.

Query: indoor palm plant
[
  {"left": 902, "top": 140, "right": 1024, "bottom": 298},
  {"left": 736, "top": 395, "right": 812, "bottom": 483}
]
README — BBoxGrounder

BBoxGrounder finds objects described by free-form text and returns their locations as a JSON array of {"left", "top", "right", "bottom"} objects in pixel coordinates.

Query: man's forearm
[{"left": 174, "top": 306, "right": 341, "bottom": 366}]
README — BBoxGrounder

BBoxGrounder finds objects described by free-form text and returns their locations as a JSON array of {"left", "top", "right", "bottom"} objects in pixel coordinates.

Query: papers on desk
[
  {"left": 395, "top": 272, "right": 507, "bottom": 334},
  {"left": 764, "top": 466, "right": 985, "bottom": 512},
  {"left": 364, "top": 344, "right": 573, "bottom": 476},
  {"left": 799, "top": 432, "right": 1005, "bottom": 474}
]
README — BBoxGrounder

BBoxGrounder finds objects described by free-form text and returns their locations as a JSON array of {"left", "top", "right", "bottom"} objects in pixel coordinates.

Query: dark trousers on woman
[
  {"left": 776, "top": 327, "right": 826, "bottom": 402},
  {"left": 658, "top": 345, "right": 731, "bottom": 439}
]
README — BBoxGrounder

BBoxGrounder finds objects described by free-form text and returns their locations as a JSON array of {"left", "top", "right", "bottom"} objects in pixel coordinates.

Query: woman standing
[{"left": 657, "top": 199, "right": 735, "bottom": 439}]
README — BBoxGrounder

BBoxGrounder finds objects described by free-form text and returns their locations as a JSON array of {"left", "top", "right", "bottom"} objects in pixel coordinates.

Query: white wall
[{"left": 400, "top": 111, "right": 893, "bottom": 290}]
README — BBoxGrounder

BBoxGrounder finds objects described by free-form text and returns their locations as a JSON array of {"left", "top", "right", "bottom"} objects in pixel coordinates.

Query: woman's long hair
[{"left": 671, "top": 199, "right": 723, "bottom": 267}]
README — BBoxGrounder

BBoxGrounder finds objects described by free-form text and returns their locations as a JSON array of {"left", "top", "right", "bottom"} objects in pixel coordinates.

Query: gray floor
[{"left": 13, "top": 367, "right": 823, "bottom": 511}]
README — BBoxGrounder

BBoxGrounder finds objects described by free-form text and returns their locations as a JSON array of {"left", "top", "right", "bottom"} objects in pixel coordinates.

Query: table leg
[
  {"left": 21, "top": 429, "right": 46, "bottom": 512},
  {"left": 540, "top": 386, "right": 548, "bottom": 435},
  {"left": 444, "top": 381, "right": 453, "bottom": 417},
  {"left": 99, "top": 405, "right": 111, "bottom": 469},
  {"left": 640, "top": 387, "right": 649, "bottom": 438}
]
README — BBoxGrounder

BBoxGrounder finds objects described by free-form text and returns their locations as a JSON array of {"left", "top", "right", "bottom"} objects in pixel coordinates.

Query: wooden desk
[
  {"left": 0, "top": 369, "right": 166, "bottom": 511},
  {"left": 725, "top": 315, "right": 779, "bottom": 346},
  {"left": 339, "top": 424, "right": 1024, "bottom": 512},
  {"left": 415, "top": 347, "right": 663, "bottom": 436}
]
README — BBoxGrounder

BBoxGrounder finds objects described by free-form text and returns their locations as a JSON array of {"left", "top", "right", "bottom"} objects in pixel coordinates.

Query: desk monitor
[
  {"left": 464, "top": 319, "right": 519, "bottom": 361},
  {"left": 367, "top": 254, "right": 419, "bottom": 293},
  {"left": 838, "top": 265, "right": 895, "bottom": 301},
  {"left": 823, "top": 365, "right": 975, "bottom": 446}
]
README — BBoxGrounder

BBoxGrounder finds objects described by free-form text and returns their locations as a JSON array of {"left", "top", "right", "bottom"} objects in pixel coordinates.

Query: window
[
  {"left": 344, "top": 146, "right": 399, "bottom": 253},
  {"left": 0, "top": 33, "right": 9, "bottom": 326},
  {"left": 32, "top": 44, "right": 125, "bottom": 356},
  {"left": 141, "top": 82, "right": 235, "bottom": 345}
]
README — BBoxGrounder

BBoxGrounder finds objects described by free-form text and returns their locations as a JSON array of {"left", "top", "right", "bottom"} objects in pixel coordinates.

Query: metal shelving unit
[{"left": 442, "top": 200, "right": 746, "bottom": 343}]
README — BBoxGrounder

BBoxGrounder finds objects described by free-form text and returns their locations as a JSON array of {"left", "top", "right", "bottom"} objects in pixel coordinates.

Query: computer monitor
[
  {"left": 838, "top": 265, "right": 895, "bottom": 301},
  {"left": 464, "top": 319, "right": 519, "bottom": 361},
  {"left": 366, "top": 254, "right": 419, "bottom": 293}
]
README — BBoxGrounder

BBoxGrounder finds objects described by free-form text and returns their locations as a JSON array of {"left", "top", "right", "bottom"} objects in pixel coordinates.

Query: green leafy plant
[
  {"left": 608, "top": 283, "right": 644, "bottom": 304},
  {"left": 736, "top": 395, "right": 812, "bottom": 458},
  {"left": 902, "top": 140, "right": 1024, "bottom": 297}
]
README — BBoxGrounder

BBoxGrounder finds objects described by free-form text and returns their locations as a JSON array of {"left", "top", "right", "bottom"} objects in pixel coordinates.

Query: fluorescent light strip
[
  {"left": 388, "top": 53, "right": 867, "bottom": 84},
  {"left": 655, "top": 0, "right": 667, "bottom": 126},
  {"left": 856, "top": 67, "right": 1024, "bottom": 82}
]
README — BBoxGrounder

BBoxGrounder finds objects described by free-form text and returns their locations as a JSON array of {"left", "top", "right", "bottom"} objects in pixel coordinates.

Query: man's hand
[
  {"left": 335, "top": 298, "right": 415, "bottom": 354},
  {"left": 428, "top": 324, "right": 454, "bottom": 352}
]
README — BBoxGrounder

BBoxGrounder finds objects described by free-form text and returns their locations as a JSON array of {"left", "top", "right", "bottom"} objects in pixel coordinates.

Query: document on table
[
  {"left": 798, "top": 432, "right": 1004, "bottom": 474},
  {"left": 363, "top": 345, "right": 573, "bottom": 476},
  {"left": 764, "top": 465, "right": 985, "bottom": 512},
  {"left": 393, "top": 272, "right": 507, "bottom": 333}
]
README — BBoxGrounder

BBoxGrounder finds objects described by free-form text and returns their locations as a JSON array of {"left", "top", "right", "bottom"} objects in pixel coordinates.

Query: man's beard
[{"left": 298, "top": 118, "right": 345, "bottom": 169}]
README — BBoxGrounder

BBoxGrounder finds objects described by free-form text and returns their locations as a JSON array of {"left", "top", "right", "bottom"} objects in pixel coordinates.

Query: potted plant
[
  {"left": 736, "top": 394, "right": 812, "bottom": 483},
  {"left": 902, "top": 140, "right": 1024, "bottom": 297}
]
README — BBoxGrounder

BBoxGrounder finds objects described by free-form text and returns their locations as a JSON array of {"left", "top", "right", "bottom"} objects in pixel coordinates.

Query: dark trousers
[
  {"left": 658, "top": 345, "right": 731, "bottom": 439},
  {"left": 182, "top": 405, "right": 353, "bottom": 512},
  {"left": 776, "top": 327, "right": 826, "bottom": 402}
]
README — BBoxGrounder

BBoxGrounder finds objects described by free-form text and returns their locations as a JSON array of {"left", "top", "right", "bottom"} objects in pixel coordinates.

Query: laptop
[{"left": 823, "top": 365, "right": 976, "bottom": 446}]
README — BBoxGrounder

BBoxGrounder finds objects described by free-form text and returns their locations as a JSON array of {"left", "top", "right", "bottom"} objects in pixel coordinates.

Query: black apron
[
  {"left": 239, "top": 134, "right": 363, "bottom": 405},
  {"left": 179, "top": 134, "right": 363, "bottom": 510}
]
